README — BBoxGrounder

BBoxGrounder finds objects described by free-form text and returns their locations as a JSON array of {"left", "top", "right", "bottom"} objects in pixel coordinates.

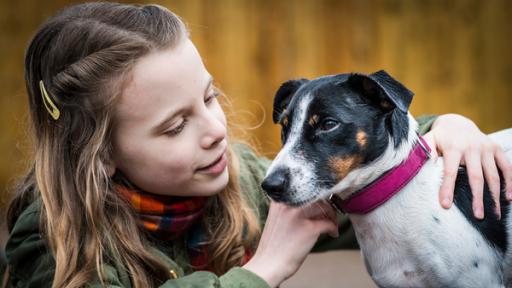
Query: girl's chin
[
  {"left": 190, "top": 169, "right": 230, "bottom": 197},
  {"left": 206, "top": 170, "right": 230, "bottom": 195}
]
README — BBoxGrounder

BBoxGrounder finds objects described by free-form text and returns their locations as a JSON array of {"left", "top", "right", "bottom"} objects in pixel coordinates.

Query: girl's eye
[
  {"left": 205, "top": 90, "right": 220, "bottom": 104},
  {"left": 165, "top": 118, "right": 187, "bottom": 136},
  {"left": 318, "top": 118, "right": 339, "bottom": 132}
]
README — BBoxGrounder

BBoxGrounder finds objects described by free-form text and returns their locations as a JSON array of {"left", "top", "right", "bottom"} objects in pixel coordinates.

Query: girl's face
[{"left": 111, "top": 38, "right": 229, "bottom": 197}]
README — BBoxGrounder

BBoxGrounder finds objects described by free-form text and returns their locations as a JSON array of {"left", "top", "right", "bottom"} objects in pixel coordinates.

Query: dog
[{"left": 262, "top": 70, "right": 512, "bottom": 287}]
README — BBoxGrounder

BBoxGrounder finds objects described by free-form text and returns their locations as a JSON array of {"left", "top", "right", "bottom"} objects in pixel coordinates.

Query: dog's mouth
[
  {"left": 266, "top": 190, "right": 323, "bottom": 207},
  {"left": 263, "top": 167, "right": 337, "bottom": 207}
]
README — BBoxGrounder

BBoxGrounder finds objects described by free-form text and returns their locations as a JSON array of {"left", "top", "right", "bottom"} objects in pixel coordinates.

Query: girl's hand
[
  {"left": 423, "top": 114, "right": 512, "bottom": 220},
  {"left": 243, "top": 201, "right": 339, "bottom": 288}
]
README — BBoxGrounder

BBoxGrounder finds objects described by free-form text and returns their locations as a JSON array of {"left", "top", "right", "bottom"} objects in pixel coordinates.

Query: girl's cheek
[{"left": 162, "top": 151, "right": 195, "bottom": 172}]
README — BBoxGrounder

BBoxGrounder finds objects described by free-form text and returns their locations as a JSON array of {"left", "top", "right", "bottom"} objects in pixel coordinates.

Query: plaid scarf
[
  {"left": 114, "top": 182, "right": 253, "bottom": 272},
  {"left": 115, "top": 184, "right": 208, "bottom": 239}
]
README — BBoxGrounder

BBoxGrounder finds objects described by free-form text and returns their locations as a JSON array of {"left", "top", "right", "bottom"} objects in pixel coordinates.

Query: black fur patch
[{"left": 452, "top": 167, "right": 508, "bottom": 253}]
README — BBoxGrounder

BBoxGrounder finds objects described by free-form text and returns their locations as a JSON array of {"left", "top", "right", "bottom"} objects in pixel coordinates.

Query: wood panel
[{"left": 0, "top": 0, "right": 511, "bottom": 207}]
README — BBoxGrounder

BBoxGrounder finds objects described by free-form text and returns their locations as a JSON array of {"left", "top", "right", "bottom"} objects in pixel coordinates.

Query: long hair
[{"left": 6, "top": 2, "right": 261, "bottom": 287}]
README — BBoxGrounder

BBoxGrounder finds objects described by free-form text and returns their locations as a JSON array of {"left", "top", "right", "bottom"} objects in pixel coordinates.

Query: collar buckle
[
  {"left": 417, "top": 134, "right": 432, "bottom": 159},
  {"left": 328, "top": 194, "right": 344, "bottom": 214}
]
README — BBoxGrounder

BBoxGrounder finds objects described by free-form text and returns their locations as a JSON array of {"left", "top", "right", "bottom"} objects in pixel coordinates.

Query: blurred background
[{"left": 0, "top": 0, "right": 511, "bottom": 287}]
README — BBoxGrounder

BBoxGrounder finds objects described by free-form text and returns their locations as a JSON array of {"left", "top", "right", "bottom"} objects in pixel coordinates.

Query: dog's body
[
  {"left": 349, "top": 147, "right": 505, "bottom": 287},
  {"left": 262, "top": 71, "right": 512, "bottom": 287}
]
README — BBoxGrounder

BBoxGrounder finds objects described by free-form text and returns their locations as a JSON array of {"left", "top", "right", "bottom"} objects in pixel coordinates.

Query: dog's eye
[{"left": 318, "top": 118, "right": 339, "bottom": 132}]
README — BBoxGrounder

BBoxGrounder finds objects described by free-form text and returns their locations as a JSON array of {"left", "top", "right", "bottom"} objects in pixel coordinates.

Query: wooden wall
[{"left": 0, "top": 0, "right": 511, "bottom": 208}]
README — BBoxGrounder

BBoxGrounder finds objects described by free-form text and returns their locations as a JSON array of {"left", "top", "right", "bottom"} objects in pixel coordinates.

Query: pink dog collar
[{"left": 329, "top": 135, "right": 431, "bottom": 214}]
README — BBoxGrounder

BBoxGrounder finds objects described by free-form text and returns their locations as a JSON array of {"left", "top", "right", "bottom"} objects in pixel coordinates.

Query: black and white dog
[{"left": 262, "top": 70, "right": 512, "bottom": 287}]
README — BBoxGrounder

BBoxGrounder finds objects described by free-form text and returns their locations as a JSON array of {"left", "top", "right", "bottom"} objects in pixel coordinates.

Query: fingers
[
  {"left": 315, "top": 201, "right": 339, "bottom": 237},
  {"left": 321, "top": 220, "right": 340, "bottom": 238},
  {"left": 440, "top": 150, "right": 462, "bottom": 209},
  {"left": 427, "top": 115, "right": 509, "bottom": 220},
  {"left": 301, "top": 201, "right": 339, "bottom": 238},
  {"left": 307, "top": 201, "right": 337, "bottom": 222},
  {"left": 312, "top": 214, "right": 339, "bottom": 238},
  {"left": 481, "top": 149, "right": 501, "bottom": 219},
  {"left": 495, "top": 147, "right": 512, "bottom": 200},
  {"left": 465, "top": 148, "right": 485, "bottom": 219},
  {"left": 301, "top": 201, "right": 327, "bottom": 217}
]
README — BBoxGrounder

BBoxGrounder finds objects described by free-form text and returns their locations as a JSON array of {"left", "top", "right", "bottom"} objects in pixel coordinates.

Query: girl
[{"left": 3, "top": 2, "right": 511, "bottom": 288}]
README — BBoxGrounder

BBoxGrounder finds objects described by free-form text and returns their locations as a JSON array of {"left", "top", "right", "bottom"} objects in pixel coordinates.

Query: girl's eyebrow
[{"left": 152, "top": 76, "right": 214, "bottom": 133}]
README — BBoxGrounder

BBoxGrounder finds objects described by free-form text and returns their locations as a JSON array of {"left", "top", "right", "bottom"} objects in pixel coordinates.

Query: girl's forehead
[
  {"left": 116, "top": 39, "right": 210, "bottom": 123},
  {"left": 128, "top": 39, "right": 204, "bottom": 94}
]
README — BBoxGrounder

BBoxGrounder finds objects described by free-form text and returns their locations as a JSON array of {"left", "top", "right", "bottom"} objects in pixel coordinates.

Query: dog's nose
[{"left": 261, "top": 167, "right": 290, "bottom": 201}]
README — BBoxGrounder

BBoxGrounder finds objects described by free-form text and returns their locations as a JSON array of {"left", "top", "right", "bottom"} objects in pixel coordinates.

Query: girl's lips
[{"left": 197, "top": 152, "right": 227, "bottom": 174}]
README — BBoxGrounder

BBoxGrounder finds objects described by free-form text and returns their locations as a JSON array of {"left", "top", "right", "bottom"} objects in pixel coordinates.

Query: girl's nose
[{"left": 200, "top": 113, "right": 227, "bottom": 149}]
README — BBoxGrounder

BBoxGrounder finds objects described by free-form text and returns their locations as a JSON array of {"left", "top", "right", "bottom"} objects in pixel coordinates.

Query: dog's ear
[
  {"left": 348, "top": 70, "right": 413, "bottom": 113},
  {"left": 273, "top": 79, "right": 309, "bottom": 123}
]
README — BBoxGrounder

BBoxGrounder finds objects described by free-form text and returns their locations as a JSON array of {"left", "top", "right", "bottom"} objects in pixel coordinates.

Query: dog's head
[{"left": 262, "top": 70, "right": 419, "bottom": 206}]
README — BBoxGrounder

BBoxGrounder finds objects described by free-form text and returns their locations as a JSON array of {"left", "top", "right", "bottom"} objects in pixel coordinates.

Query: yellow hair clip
[{"left": 39, "top": 80, "right": 60, "bottom": 120}]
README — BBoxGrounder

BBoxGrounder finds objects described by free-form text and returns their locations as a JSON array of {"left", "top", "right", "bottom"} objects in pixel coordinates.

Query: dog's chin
[{"left": 268, "top": 193, "right": 320, "bottom": 207}]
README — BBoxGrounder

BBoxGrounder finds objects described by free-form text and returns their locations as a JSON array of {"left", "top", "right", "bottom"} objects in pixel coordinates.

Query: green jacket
[{"left": 1, "top": 115, "right": 437, "bottom": 288}]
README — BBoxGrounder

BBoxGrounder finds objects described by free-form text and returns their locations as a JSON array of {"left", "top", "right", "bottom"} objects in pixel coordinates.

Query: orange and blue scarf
[
  {"left": 114, "top": 181, "right": 252, "bottom": 272},
  {"left": 116, "top": 184, "right": 208, "bottom": 238}
]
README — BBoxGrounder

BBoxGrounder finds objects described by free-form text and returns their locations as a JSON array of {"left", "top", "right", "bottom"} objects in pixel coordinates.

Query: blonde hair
[{"left": 6, "top": 2, "right": 260, "bottom": 287}]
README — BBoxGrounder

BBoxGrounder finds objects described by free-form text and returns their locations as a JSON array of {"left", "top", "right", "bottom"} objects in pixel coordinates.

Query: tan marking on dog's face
[
  {"left": 329, "top": 155, "right": 362, "bottom": 180},
  {"left": 356, "top": 130, "right": 367, "bottom": 148},
  {"left": 380, "top": 100, "right": 392, "bottom": 109},
  {"left": 282, "top": 116, "right": 289, "bottom": 126},
  {"left": 308, "top": 114, "right": 319, "bottom": 126}
]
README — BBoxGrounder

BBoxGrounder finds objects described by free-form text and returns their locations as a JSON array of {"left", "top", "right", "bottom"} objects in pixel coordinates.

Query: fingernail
[
  {"left": 475, "top": 207, "right": 484, "bottom": 219},
  {"left": 442, "top": 197, "right": 451, "bottom": 208}
]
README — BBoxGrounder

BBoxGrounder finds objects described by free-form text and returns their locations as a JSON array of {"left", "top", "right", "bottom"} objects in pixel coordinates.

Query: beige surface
[{"left": 282, "top": 250, "right": 377, "bottom": 288}]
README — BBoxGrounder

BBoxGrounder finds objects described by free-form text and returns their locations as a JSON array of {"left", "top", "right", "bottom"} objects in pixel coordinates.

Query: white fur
[{"left": 266, "top": 93, "right": 319, "bottom": 204}]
